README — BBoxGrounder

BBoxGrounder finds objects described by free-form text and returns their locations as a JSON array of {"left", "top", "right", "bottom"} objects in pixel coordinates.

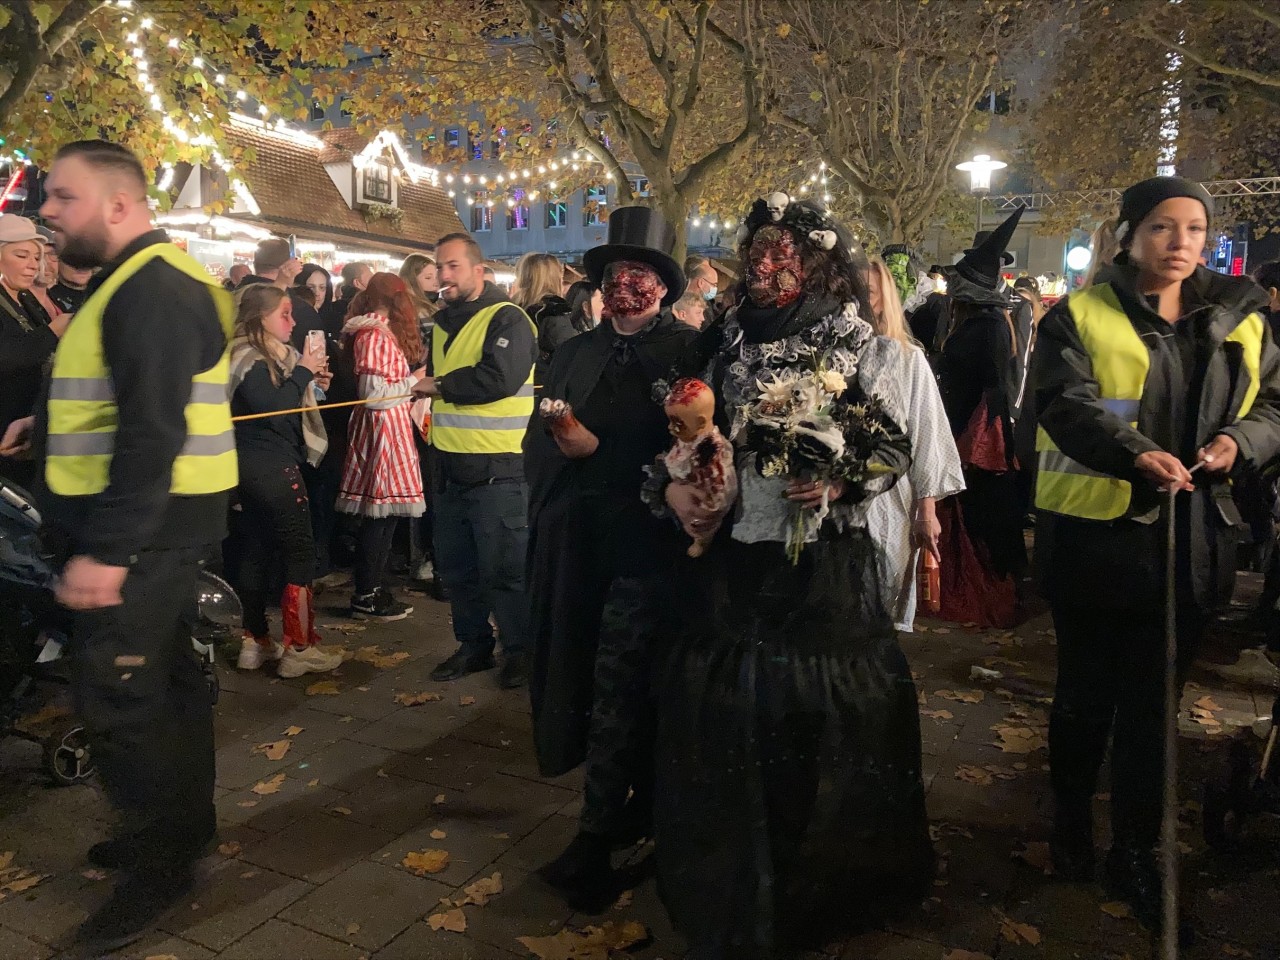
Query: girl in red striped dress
[{"left": 337, "top": 273, "right": 426, "bottom": 620}]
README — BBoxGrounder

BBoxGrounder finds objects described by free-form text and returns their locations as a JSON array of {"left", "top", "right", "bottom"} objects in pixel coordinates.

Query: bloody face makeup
[
  {"left": 603, "top": 261, "right": 664, "bottom": 319},
  {"left": 747, "top": 226, "right": 804, "bottom": 307}
]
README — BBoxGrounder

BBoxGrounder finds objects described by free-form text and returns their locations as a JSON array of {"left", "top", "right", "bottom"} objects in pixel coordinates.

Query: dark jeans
[
  {"left": 433, "top": 478, "right": 529, "bottom": 657},
  {"left": 581, "top": 576, "right": 659, "bottom": 836},
  {"left": 355, "top": 517, "right": 399, "bottom": 596},
  {"left": 303, "top": 457, "right": 341, "bottom": 577},
  {"left": 238, "top": 459, "right": 315, "bottom": 637},
  {"left": 69, "top": 546, "right": 215, "bottom": 864},
  {"left": 1048, "top": 602, "right": 1204, "bottom": 850},
  {"left": 409, "top": 433, "right": 435, "bottom": 568}
]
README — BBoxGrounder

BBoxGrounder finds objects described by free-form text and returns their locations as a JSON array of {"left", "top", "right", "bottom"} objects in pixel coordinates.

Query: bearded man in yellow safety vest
[{"left": 0, "top": 140, "right": 235, "bottom": 953}]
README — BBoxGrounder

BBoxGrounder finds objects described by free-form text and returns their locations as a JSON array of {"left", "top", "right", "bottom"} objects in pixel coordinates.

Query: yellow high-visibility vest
[
  {"left": 1035, "top": 282, "right": 1264, "bottom": 521},
  {"left": 45, "top": 242, "right": 238, "bottom": 497},
  {"left": 430, "top": 302, "right": 535, "bottom": 455}
]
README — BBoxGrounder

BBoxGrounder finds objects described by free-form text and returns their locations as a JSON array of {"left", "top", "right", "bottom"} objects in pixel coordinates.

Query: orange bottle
[{"left": 918, "top": 550, "right": 941, "bottom": 615}]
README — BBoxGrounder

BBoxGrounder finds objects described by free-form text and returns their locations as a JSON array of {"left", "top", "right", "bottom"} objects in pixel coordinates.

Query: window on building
[
  {"left": 469, "top": 128, "right": 484, "bottom": 161},
  {"left": 445, "top": 128, "right": 461, "bottom": 149},
  {"left": 339, "top": 97, "right": 354, "bottom": 119},
  {"left": 629, "top": 177, "right": 651, "bottom": 198},
  {"left": 507, "top": 188, "right": 530, "bottom": 230},
  {"left": 490, "top": 126, "right": 508, "bottom": 160},
  {"left": 471, "top": 190, "right": 493, "bottom": 232},
  {"left": 975, "top": 82, "right": 1015, "bottom": 115},
  {"left": 308, "top": 100, "right": 326, "bottom": 121},
  {"left": 361, "top": 164, "right": 393, "bottom": 204},
  {"left": 583, "top": 185, "right": 608, "bottom": 226},
  {"left": 546, "top": 201, "right": 568, "bottom": 229}
]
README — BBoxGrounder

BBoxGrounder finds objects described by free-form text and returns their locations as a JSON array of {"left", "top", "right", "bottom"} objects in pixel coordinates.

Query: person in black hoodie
[
  {"left": 1034, "top": 177, "right": 1280, "bottom": 933},
  {"left": 412, "top": 233, "right": 537, "bottom": 690},
  {"left": 513, "top": 251, "right": 576, "bottom": 389}
]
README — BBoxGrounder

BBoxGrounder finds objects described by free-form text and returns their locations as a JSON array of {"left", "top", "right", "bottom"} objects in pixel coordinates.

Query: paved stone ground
[{"left": 1, "top": 578, "right": 1278, "bottom": 960}]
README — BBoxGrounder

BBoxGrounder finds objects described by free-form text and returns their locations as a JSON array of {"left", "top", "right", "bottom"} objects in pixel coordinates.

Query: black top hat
[
  {"left": 964, "top": 230, "right": 1014, "bottom": 266},
  {"left": 947, "top": 206, "right": 1024, "bottom": 306},
  {"left": 583, "top": 206, "right": 686, "bottom": 306}
]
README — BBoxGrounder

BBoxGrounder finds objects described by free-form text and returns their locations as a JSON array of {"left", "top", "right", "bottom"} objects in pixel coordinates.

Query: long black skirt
[{"left": 653, "top": 531, "right": 933, "bottom": 959}]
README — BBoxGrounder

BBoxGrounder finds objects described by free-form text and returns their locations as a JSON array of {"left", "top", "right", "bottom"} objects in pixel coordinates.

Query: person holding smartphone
[{"left": 229, "top": 284, "right": 341, "bottom": 677}]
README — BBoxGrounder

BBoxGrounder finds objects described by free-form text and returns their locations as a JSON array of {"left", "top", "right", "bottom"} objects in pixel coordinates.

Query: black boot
[
  {"left": 538, "top": 831, "right": 616, "bottom": 911},
  {"left": 1104, "top": 846, "right": 1195, "bottom": 945},
  {"left": 431, "top": 649, "right": 495, "bottom": 681},
  {"left": 70, "top": 865, "right": 195, "bottom": 954},
  {"left": 1050, "top": 800, "right": 1095, "bottom": 881},
  {"left": 497, "top": 651, "right": 529, "bottom": 689}
]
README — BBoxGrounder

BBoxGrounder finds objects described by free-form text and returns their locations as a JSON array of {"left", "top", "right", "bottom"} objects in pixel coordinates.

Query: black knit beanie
[{"left": 1117, "top": 176, "right": 1213, "bottom": 247}]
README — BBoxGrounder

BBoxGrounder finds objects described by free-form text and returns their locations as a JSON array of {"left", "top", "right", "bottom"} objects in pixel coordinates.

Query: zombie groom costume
[{"left": 523, "top": 207, "right": 699, "bottom": 906}]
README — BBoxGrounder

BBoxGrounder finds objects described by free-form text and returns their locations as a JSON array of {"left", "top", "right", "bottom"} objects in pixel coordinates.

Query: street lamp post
[{"left": 955, "top": 153, "right": 1007, "bottom": 235}]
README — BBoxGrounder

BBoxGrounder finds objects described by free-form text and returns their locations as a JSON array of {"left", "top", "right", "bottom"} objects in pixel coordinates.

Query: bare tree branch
[{"left": 0, "top": 0, "right": 108, "bottom": 119}]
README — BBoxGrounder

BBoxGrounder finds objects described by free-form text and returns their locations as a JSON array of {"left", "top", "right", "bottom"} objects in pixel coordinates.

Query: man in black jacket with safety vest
[
  {"left": 1, "top": 140, "right": 236, "bottom": 953},
  {"left": 413, "top": 232, "right": 536, "bottom": 689}
]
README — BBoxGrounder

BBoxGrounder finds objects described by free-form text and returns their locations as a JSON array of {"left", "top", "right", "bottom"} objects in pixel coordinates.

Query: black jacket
[
  {"left": 231, "top": 359, "right": 315, "bottom": 466},
  {"left": 428, "top": 282, "right": 537, "bottom": 487},
  {"left": 1033, "top": 263, "right": 1280, "bottom": 610},
  {"left": 528, "top": 294, "right": 578, "bottom": 391},
  {"left": 0, "top": 286, "right": 57, "bottom": 438},
  {"left": 35, "top": 230, "right": 229, "bottom": 566}
]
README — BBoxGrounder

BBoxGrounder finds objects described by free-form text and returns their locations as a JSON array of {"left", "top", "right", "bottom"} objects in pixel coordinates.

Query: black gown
[{"left": 653, "top": 300, "right": 933, "bottom": 959}]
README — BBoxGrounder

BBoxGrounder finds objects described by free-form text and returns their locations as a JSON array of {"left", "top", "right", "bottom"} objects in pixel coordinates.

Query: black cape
[{"left": 524, "top": 312, "right": 699, "bottom": 777}]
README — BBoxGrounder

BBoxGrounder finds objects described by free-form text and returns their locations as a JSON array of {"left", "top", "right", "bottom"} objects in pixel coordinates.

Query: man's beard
[{"left": 57, "top": 229, "right": 111, "bottom": 270}]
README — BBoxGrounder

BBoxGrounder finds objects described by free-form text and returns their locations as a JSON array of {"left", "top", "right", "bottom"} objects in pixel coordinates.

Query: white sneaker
[
  {"left": 1196, "top": 647, "right": 1280, "bottom": 688},
  {"left": 279, "top": 645, "right": 345, "bottom": 679},
  {"left": 413, "top": 560, "right": 435, "bottom": 582},
  {"left": 237, "top": 636, "right": 284, "bottom": 670}
]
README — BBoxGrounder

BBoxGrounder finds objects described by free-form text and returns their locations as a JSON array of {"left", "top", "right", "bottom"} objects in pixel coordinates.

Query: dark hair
[
  {"left": 348, "top": 272, "right": 425, "bottom": 366},
  {"left": 54, "top": 140, "right": 148, "bottom": 194},
  {"left": 436, "top": 232, "right": 484, "bottom": 266},
  {"left": 564, "top": 279, "right": 597, "bottom": 334},
  {"left": 1254, "top": 260, "right": 1280, "bottom": 293},
  {"left": 1012, "top": 275, "right": 1039, "bottom": 295},
  {"left": 293, "top": 263, "right": 332, "bottom": 308},
  {"left": 254, "top": 237, "right": 291, "bottom": 273}
]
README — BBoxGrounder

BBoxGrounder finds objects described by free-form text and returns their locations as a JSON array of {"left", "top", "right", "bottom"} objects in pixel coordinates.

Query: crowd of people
[{"left": 3, "top": 136, "right": 1280, "bottom": 957}]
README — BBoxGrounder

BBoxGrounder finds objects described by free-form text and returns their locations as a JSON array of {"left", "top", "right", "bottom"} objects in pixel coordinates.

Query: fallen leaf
[
  {"left": 142, "top": 955, "right": 180, "bottom": 960},
  {"left": 15, "top": 703, "right": 72, "bottom": 729},
  {"left": 459, "top": 695, "right": 476, "bottom": 706},
  {"left": 252, "top": 739, "right": 292, "bottom": 762},
  {"left": 345, "top": 922, "right": 361, "bottom": 936},
  {"left": 434, "top": 794, "right": 446, "bottom": 805},
  {"left": 0, "top": 854, "right": 46, "bottom": 900},
  {"left": 283, "top": 725, "right": 304, "bottom": 736},
  {"left": 376, "top": 769, "right": 389, "bottom": 778},
  {"left": 491, "top": 832, "right": 510, "bottom": 839},
  {"left": 402, "top": 849, "right": 450, "bottom": 875},
  {"left": 339, "top": 715, "right": 354, "bottom": 723},
  {"left": 1100, "top": 900, "right": 1134, "bottom": 919},
  {"left": 935, "top": 689, "right": 984, "bottom": 704},
  {"left": 357, "top": 686, "right": 370, "bottom": 692},
  {"left": 921, "top": 709, "right": 954, "bottom": 720},
  {"left": 237, "top": 800, "right": 259, "bottom": 808},
  {"left": 307, "top": 778, "right": 320, "bottom": 787},
  {"left": 82, "top": 869, "right": 108, "bottom": 881},
  {"left": 1193, "top": 695, "right": 1222, "bottom": 711},
  {"left": 428, "top": 907, "right": 467, "bottom": 932},
  {"left": 955, "top": 765, "right": 994, "bottom": 786},
  {"left": 353, "top": 646, "right": 412, "bottom": 669},
  {"left": 251, "top": 773, "right": 287, "bottom": 796},
  {"left": 932, "top": 627, "right": 951, "bottom": 635},
  {"left": 613, "top": 889, "right": 634, "bottom": 910},
  {"left": 217, "top": 841, "right": 242, "bottom": 857},
  {"left": 395, "top": 691, "right": 443, "bottom": 706},
  {"left": 518, "top": 921, "right": 649, "bottom": 960},
  {"left": 460, "top": 872, "right": 503, "bottom": 906},
  {"left": 994, "top": 909, "right": 1041, "bottom": 946},
  {"left": 1221, "top": 945, "right": 1253, "bottom": 957},
  {"left": 430, "top": 829, "right": 447, "bottom": 840},
  {"left": 332, "top": 806, "right": 353, "bottom": 816},
  {"left": 306, "top": 680, "right": 341, "bottom": 696},
  {"left": 991, "top": 724, "right": 1048, "bottom": 754},
  {"left": 1011, "top": 841, "right": 1052, "bottom": 874},
  {"left": 239, "top": 870, "right": 259, "bottom": 879}
]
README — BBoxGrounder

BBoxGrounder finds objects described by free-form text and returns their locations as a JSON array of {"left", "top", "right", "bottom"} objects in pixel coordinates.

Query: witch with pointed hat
[{"left": 933, "top": 206, "right": 1028, "bottom": 627}]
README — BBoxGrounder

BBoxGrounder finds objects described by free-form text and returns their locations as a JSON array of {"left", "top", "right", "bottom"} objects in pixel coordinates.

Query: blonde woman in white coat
[{"left": 864, "top": 257, "right": 965, "bottom": 631}]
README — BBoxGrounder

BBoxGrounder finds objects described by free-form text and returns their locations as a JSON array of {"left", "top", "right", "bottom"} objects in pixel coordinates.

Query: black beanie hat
[{"left": 1117, "top": 176, "right": 1213, "bottom": 245}]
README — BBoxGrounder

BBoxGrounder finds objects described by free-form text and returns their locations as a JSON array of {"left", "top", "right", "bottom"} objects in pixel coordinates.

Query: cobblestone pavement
[{"left": 1, "top": 579, "right": 1278, "bottom": 960}]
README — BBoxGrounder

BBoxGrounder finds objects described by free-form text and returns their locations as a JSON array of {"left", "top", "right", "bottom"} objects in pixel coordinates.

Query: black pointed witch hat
[{"left": 946, "top": 206, "right": 1024, "bottom": 306}]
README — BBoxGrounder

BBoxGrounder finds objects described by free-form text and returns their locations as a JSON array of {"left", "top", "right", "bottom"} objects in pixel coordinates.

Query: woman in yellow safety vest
[{"left": 1032, "top": 176, "right": 1280, "bottom": 933}]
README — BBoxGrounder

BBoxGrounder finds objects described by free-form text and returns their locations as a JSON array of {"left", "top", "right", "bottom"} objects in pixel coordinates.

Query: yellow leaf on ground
[
  {"left": 332, "top": 806, "right": 352, "bottom": 816},
  {"left": 613, "top": 889, "right": 634, "bottom": 910},
  {"left": 461, "top": 872, "right": 503, "bottom": 906},
  {"left": 402, "top": 849, "right": 450, "bottom": 875},
  {"left": 217, "top": 841, "right": 242, "bottom": 857},
  {"left": 353, "top": 645, "right": 411, "bottom": 669},
  {"left": 142, "top": 955, "right": 180, "bottom": 960},
  {"left": 1193, "top": 695, "right": 1222, "bottom": 711},
  {"left": 345, "top": 922, "right": 360, "bottom": 936},
  {"left": 1100, "top": 900, "right": 1134, "bottom": 919},
  {"left": 251, "top": 773, "right": 287, "bottom": 796},
  {"left": 921, "top": 709, "right": 954, "bottom": 720},
  {"left": 1011, "top": 841, "right": 1052, "bottom": 874},
  {"left": 306, "top": 680, "right": 341, "bottom": 696},
  {"left": 994, "top": 909, "right": 1041, "bottom": 946},
  {"left": 237, "top": 800, "right": 259, "bottom": 808},
  {"left": 252, "top": 739, "right": 292, "bottom": 761},
  {"left": 935, "top": 689, "right": 984, "bottom": 704},
  {"left": 283, "top": 725, "right": 304, "bottom": 736},
  {"left": 307, "top": 779, "right": 320, "bottom": 787},
  {"left": 955, "top": 765, "right": 994, "bottom": 786},
  {"left": 428, "top": 907, "right": 467, "bottom": 932},
  {"left": 82, "top": 869, "right": 108, "bottom": 881},
  {"left": 434, "top": 794, "right": 447, "bottom": 805},
  {"left": 518, "top": 921, "right": 649, "bottom": 960},
  {"left": 395, "top": 691, "right": 443, "bottom": 706},
  {"left": 430, "top": 829, "right": 447, "bottom": 840},
  {"left": 459, "top": 696, "right": 476, "bottom": 706}
]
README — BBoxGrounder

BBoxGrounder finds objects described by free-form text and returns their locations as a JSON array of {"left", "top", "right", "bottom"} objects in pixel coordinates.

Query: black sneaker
[
  {"left": 497, "top": 651, "right": 529, "bottom": 689},
  {"left": 70, "top": 867, "right": 194, "bottom": 954},
  {"left": 1104, "top": 846, "right": 1195, "bottom": 945},
  {"left": 351, "top": 589, "right": 412, "bottom": 622},
  {"left": 430, "top": 649, "right": 495, "bottom": 681},
  {"left": 88, "top": 827, "right": 216, "bottom": 870}
]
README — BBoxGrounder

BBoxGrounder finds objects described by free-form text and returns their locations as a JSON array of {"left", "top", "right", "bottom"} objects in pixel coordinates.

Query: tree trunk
[{"left": 658, "top": 192, "right": 691, "bottom": 264}]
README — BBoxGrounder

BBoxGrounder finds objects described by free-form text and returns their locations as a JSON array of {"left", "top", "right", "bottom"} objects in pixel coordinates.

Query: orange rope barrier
[{"left": 229, "top": 394, "right": 414, "bottom": 422}]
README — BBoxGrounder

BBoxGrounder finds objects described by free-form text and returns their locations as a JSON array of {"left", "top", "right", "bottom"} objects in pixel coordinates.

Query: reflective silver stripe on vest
[
  {"left": 432, "top": 413, "right": 530, "bottom": 431},
  {"left": 48, "top": 378, "right": 115, "bottom": 402},
  {"left": 515, "top": 383, "right": 535, "bottom": 398},
  {"left": 1038, "top": 449, "right": 1115, "bottom": 480},
  {"left": 189, "top": 382, "right": 228, "bottom": 404},
  {"left": 1099, "top": 398, "right": 1140, "bottom": 421},
  {"left": 47, "top": 430, "right": 235, "bottom": 458}
]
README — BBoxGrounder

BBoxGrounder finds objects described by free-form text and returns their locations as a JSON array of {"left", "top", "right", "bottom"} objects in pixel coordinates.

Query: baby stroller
[{"left": 0, "top": 477, "right": 242, "bottom": 785}]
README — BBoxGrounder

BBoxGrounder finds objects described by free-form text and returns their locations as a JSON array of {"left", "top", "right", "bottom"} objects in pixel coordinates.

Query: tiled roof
[
  {"left": 220, "top": 122, "right": 465, "bottom": 255},
  {"left": 316, "top": 127, "right": 367, "bottom": 164}
]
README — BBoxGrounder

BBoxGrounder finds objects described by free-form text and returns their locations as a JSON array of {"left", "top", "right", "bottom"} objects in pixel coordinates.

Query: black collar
[{"left": 86, "top": 229, "right": 170, "bottom": 296}]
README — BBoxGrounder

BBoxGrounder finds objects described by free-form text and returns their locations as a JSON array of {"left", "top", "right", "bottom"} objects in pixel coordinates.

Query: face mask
[
  {"left": 603, "top": 261, "right": 663, "bottom": 319},
  {"left": 702, "top": 285, "right": 718, "bottom": 303},
  {"left": 747, "top": 227, "right": 804, "bottom": 307}
]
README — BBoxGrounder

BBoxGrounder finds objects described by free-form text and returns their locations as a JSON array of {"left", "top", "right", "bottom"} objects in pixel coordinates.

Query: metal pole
[
  {"left": 975, "top": 194, "right": 983, "bottom": 235},
  {"left": 1160, "top": 487, "right": 1180, "bottom": 960}
]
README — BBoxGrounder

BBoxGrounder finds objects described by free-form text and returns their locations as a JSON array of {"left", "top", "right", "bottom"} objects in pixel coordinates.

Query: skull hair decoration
[
  {"left": 603, "top": 261, "right": 665, "bottom": 319},
  {"left": 747, "top": 225, "right": 804, "bottom": 308}
]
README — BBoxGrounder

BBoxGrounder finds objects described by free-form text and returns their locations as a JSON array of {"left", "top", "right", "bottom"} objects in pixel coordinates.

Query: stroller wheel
[{"left": 43, "top": 722, "right": 95, "bottom": 786}]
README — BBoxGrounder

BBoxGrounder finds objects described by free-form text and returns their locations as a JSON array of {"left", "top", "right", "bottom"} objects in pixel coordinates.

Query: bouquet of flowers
[{"left": 737, "top": 359, "right": 897, "bottom": 563}]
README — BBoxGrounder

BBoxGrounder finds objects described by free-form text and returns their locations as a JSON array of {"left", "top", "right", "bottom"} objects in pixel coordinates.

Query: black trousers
[
  {"left": 239, "top": 459, "right": 315, "bottom": 637},
  {"left": 1048, "top": 602, "right": 1204, "bottom": 850},
  {"left": 69, "top": 546, "right": 215, "bottom": 864},
  {"left": 355, "top": 517, "right": 399, "bottom": 596}
]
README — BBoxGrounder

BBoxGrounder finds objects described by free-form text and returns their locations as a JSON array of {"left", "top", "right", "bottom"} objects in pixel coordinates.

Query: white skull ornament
[{"left": 765, "top": 192, "right": 790, "bottom": 222}]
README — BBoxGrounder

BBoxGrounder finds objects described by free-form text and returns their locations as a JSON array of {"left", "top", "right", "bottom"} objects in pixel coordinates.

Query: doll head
[{"left": 664, "top": 378, "right": 715, "bottom": 443}]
